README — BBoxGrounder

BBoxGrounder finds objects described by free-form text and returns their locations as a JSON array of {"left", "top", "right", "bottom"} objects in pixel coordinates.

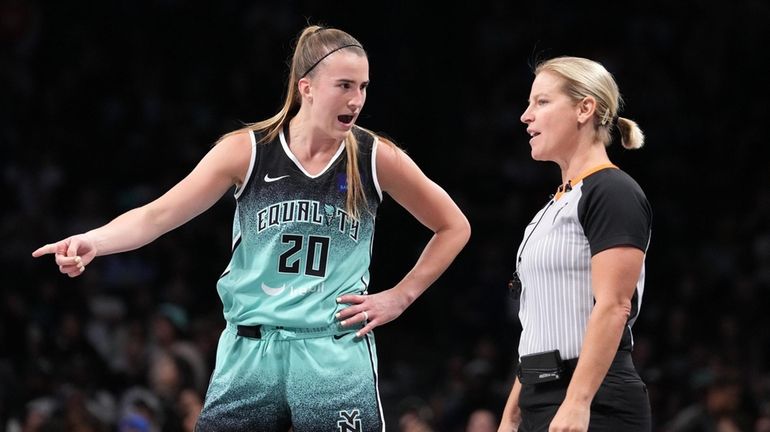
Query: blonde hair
[
  {"left": 535, "top": 56, "right": 644, "bottom": 149},
  {"left": 218, "top": 25, "right": 372, "bottom": 218}
]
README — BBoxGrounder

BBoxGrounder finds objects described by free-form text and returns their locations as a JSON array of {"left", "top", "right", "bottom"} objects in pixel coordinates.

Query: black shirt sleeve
[{"left": 578, "top": 169, "right": 652, "bottom": 256}]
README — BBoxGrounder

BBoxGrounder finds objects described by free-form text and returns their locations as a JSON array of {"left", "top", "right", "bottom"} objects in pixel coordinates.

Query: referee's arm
[
  {"left": 498, "top": 377, "right": 522, "bottom": 431},
  {"left": 550, "top": 246, "right": 645, "bottom": 430}
]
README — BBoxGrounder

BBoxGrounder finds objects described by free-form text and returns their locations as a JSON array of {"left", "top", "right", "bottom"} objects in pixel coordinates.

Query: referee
[{"left": 498, "top": 56, "right": 652, "bottom": 431}]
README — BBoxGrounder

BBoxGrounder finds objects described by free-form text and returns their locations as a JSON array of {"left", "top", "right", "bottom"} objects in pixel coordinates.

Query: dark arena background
[{"left": 3, "top": 1, "right": 770, "bottom": 431}]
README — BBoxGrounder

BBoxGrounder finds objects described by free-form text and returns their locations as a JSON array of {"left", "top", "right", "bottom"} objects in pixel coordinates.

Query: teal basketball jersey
[{"left": 216, "top": 126, "right": 382, "bottom": 328}]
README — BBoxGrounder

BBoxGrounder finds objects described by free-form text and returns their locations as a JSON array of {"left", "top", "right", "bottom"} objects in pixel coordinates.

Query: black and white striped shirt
[{"left": 515, "top": 166, "right": 652, "bottom": 360}]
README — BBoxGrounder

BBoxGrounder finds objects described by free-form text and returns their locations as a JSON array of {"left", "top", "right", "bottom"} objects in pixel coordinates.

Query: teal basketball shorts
[{"left": 195, "top": 322, "right": 385, "bottom": 432}]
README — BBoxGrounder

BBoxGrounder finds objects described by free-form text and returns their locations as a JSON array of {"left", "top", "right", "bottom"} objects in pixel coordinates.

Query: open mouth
[{"left": 337, "top": 115, "right": 354, "bottom": 124}]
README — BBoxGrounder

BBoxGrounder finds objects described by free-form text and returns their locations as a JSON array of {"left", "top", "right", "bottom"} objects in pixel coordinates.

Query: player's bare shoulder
[{"left": 209, "top": 130, "right": 254, "bottom": 186}]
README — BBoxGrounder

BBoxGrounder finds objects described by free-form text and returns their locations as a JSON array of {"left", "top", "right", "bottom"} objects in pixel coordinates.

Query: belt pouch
[{"left": 517, "top": 350, "right": 565, "bottom": 384}]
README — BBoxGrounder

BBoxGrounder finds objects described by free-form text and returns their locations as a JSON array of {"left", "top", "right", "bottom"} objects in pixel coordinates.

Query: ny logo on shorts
[{"left": 337, "top": 409, "right": 362, "bottom": 432}]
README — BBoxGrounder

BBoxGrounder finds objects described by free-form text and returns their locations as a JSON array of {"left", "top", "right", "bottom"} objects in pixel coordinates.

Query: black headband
[{"left": 299, "top": 44, "right": 364, "bottom": 78}]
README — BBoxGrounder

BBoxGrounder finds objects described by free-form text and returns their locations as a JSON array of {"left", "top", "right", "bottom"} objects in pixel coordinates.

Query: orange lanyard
[{"left": 553, "top": 163, "right": 618, "bottom": 200}]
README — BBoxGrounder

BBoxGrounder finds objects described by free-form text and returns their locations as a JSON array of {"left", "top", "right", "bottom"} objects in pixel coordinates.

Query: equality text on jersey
[{"left": 256, "top": 199, "right": 361, "bottom": 241}]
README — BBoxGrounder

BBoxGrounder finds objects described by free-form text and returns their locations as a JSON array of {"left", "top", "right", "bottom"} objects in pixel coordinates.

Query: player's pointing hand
[{"left": 32, "top": 234, "right": 97, "bottom": 277}]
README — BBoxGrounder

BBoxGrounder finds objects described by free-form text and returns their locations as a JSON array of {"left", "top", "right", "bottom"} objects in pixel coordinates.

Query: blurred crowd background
[{"left": 3, "top": 1, "right": 770, "bottom": 431}]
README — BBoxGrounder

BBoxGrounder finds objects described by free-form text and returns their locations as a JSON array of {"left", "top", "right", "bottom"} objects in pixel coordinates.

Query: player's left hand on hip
[{"left": 335, "top": 289, "right": 408, "bottom": 337}]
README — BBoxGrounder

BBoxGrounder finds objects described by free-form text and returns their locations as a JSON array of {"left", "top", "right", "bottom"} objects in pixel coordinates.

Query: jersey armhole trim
[
  {"left": 371, "top": 137, "right": 383, "bottom": 202},
  {"left": 234, "top": 130, "right": 258, "bottom": 199}
]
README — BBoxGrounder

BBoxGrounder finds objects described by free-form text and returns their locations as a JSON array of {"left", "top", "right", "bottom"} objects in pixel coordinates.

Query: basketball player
[{"left": 33, "top": 25, "right": 470, "bottom": 432}]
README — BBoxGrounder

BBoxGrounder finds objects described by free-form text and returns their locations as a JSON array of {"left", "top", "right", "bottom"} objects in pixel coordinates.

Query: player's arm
[
  {"left": 337, "top": 139, "right": 470, "bottom": 334},
  {"left": 87, "top": 132, "right": 252, "bottom": 254},
  {"left": 376, "top": 140, "right": 471, "bottom": 304},
  {"left": 32, "top": 132, "right": 252, "bottom": 275}
]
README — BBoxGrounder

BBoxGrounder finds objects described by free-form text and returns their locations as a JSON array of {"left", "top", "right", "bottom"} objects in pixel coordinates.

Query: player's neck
[
  {"left": 288, "top": 118, "right": 340, "bottom": 155},
  {"left": 287, "top": 118, "right": 344, "bottom": 175}
]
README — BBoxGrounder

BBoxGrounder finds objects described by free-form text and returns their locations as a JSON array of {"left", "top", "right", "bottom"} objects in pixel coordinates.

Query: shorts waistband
[{"left": 227, "top": 322, "right": 361, "bottom": 340}]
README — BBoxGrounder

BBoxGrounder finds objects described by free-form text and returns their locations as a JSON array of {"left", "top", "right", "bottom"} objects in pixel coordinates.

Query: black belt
[
  {"left": 236, "top": 323, "right": 360, "bottom": 340},
  {"left": 237, "top": 325, "right": 268, "bottom": 339}
]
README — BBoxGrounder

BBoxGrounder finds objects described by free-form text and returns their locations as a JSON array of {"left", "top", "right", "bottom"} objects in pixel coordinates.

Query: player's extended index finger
[{"left": 32, "top": 243, "right": 57, "bottom": 258}]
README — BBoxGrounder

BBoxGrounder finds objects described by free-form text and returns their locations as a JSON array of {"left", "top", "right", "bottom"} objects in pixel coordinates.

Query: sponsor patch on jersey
[
  {"left": 260, "top": 283, "right": 286, "bottom": 296},
  {"left": 260, "top": 282, "right": 326, "bottom": 297},
  {"left": 289, "top": 282, "right": 325, "bottom": 297},
  {"left": 337, "top": 173, "right": 347, "bottom": 192}
]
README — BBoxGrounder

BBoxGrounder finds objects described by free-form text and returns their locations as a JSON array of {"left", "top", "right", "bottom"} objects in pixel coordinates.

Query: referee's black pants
[{"left": 518, "top": 350, "right": 651, "bottom": 432}]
